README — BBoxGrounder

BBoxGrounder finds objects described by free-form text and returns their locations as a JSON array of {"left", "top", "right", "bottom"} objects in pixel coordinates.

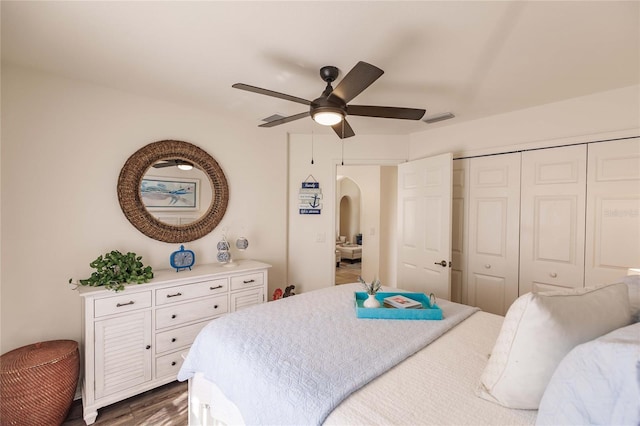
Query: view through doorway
[{"left": 335, "top": 176, "right": 362, "bottom": 284}]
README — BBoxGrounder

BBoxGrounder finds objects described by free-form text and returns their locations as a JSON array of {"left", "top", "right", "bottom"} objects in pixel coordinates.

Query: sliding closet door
[
  {"left": 585, "top": 138, "right": 640, "bottom": 285},
  {"left": 520, "top": 145, "right": 587, "bottom": 293},
  {"left": 467, "top": 153, "right": 521, "bottom": 315},
  {"left": 451, "top": 159, "right": 469, "bottom": 304}
]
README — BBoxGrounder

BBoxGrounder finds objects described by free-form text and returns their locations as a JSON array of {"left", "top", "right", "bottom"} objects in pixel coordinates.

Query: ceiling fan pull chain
[
  {"left": 341, "top": 122, "right": 345, "bottom": 165},
  {"left": 311, "top": 130, "right": 315, "bottom": 165}
]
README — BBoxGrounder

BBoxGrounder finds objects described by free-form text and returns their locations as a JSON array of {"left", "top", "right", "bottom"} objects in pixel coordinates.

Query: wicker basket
[{"left": 0, "top": 340, "right": 79, "bottom": 426}]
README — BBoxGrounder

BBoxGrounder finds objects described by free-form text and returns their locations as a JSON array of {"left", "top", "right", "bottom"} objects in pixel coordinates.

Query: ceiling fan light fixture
[
  {"left": 177, "top": 163, "right": 193, "bottom": 171},
  {"left": 312, "top": 110, "right": 344, "bottom": 126}
]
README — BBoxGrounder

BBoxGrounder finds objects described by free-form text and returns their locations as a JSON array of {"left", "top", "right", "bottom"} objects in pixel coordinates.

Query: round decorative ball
[
  {"left": 217, "top": 250, "right": 231, "bottom": 263},
  {"left": 217, "top": 239, "right": 230, "bottom": 251},
  {"left": 236, "top": 237, "right": 249, "bottom": 250}
]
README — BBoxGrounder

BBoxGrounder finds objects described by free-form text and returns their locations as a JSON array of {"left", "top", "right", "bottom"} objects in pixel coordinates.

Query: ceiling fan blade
[
  {"left": 152, "top": 162, "right": 174, "bottom": 168},
  {"left": 258, "top": 111, "right": 310, "bottom": 128},
  {"left": 329, "top": 61, "right": 384, "bottom": 104},
  {"left": 347, "top": 105, "right": 426, "bottom": 120},
  {"left": 152, "top": 159, "right": 192, "bottom": 168},
  {"left": 232, "top": 83, "right": 311, "bottom": 106},
  {"left": 331, "top": 119, "right": 355, "bottom": 139}
]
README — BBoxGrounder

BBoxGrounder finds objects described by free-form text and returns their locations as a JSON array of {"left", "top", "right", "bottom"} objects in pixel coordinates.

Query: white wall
[
  {"left": 379, "top": 166, "right": 397, "bottom": 286},
  {"left": 409, "top": 85, "right": 640, "bottom": 159},
  {"left": 0, "top": 65, "right": 288, "bottom": 353}
]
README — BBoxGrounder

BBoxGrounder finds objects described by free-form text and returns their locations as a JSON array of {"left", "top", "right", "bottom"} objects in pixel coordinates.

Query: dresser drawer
[
  {"left": 230, "top": 272, "right": 265, "bottom": 291},
  {"left": 156, "top": 295, "right": 228, "bottom": 329},
  {"left": 156, "top": 278, "right": 228, "bottom": 306},
  {"left": 155, "top": 351, "right": 185, "bottom": 379},
  {"left": 94, "top": 291, "right": 152, "bottom": 318},
  {"left": 155, "top": 320, "right": 209, "bottom": 354}
]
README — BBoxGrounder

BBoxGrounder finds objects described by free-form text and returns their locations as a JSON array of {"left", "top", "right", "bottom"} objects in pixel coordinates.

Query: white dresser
[{"left": 77, "top": 260, "right": 271, "bottom": 424}]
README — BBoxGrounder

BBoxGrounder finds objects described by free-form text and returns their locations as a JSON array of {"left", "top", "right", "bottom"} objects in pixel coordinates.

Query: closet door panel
[
  {"left": 472, "top": 274, "right": 505, "bottom": 316},
  {"left": 451, "top": 159, "right": 469, "bottom": 304},
  {"left": 520, "top": 145, "right": 586, "bottom": 293},
  {"left": 467, "top": 153, "right": 520, "bottom": 315},
  {"left": 585, "top": 139, "right": 640, "bottom": 285}
]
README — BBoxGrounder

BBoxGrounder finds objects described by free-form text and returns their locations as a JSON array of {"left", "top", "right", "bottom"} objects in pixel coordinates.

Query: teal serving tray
[{"left": 354, "top": 292, "right": 443, "bottom": 320}]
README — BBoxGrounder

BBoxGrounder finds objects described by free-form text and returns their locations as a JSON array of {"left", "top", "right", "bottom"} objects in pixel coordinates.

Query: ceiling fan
[
  {"left": 233, "top": 61, "right": 426, "bottom": 139},
  {"left": 152, "top": 159, "right": 193, "bottom": 170}
]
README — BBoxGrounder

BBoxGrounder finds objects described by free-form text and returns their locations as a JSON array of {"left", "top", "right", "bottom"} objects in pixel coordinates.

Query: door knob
[{"left": 434, "top": 260, "right": 447, "bottom": 267}]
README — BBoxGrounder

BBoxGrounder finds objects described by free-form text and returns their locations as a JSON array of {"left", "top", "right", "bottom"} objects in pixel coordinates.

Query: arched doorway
[{"left": 335, "top": 177, "right": 362, "bottom": 284}]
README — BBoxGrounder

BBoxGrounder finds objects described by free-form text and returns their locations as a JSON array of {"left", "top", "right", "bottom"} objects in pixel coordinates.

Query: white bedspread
[
  {"left": 325, "top": 311, "right": 537, "bottom": 425},
  {"left": 178, "top": 284, "right": 478, "bottom": 425}
]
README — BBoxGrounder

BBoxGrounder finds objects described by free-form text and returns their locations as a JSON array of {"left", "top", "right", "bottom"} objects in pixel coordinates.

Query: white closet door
[
  {"left": 520, "top": 145, "right": 587, "bottom": 293},
  {"left": 585, "top": 138, "right": 640, "bottom": 285},
  {"left": 467, "top": 153, "right": 521, "bottom": 315},
  {"left": 397, "top": 153, "right": 452, "bottom": 300},
  {"left": 451, "top": 159, "right": 469, "bottom": 304}
]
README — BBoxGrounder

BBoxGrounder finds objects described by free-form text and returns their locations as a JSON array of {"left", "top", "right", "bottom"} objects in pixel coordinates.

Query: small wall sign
[{"left": 299, "top": 175, "right": 322, "bottom": 215}]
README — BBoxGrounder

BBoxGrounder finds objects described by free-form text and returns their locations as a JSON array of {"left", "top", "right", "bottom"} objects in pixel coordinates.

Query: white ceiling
[{"left": 2, "top": 1, "right": 639, "bottom": 137}]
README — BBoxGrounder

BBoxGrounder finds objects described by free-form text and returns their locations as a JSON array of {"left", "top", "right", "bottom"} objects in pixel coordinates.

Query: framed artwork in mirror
[{"left": 140, "top": 176, "right": 199, "bottom": 210}]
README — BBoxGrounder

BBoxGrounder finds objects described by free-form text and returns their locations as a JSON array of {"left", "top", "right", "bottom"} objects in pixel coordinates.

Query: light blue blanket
[{"left": 178, "top": 284, "right": 478, "bottom": 425}]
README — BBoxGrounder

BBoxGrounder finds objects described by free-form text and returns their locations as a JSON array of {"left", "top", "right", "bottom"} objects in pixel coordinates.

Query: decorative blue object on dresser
[{"left": 170, "top": 245, "right": 195, "bottom": 272}]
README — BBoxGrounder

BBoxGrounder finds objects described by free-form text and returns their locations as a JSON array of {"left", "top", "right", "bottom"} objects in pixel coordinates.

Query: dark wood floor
[{"left": 63, "top": 380, "right": 188, "bottom": 425}]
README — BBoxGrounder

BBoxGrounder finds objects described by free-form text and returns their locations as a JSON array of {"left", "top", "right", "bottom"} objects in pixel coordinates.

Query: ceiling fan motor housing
[{"left": 319, "top": 66, "right": 339, "bottom": 83}]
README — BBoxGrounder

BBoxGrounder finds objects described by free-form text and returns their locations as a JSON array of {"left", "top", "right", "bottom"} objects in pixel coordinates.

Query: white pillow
[
  {"left": 536, "top": 322, "right": 640, "bottom": 426},
  {"left": 621, "top": 275, "right": 640, "bottom": 322},
  {"left": 477, "top": 282, "right": 631, "bottom": 409}
]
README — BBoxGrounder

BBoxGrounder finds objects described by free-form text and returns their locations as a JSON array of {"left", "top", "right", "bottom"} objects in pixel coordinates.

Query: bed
[{"left": 178, "top": 280, "right": 639, "bottom": 426}]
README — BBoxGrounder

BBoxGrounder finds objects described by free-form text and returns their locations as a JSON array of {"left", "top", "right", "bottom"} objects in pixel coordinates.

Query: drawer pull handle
[
  {"left": 171, "top": 361, "right": 177, "bottom": 366},
  {"left": 171, "top": 314, "right": 177, "bottom": 319},
  {"left": 166, "top": 292, "right": 183, "bottom": 298},
  {"left": 145, "top": 345, "right": 151, "bottom": 350},
  {"left": 550, "top": 272, "right": 558, "bottom": 278},
  {"left": 116, "top": 301, "right": 135, "bottom": 307},
  {"left": 210, "top": 285, "right": 223, "bottom": 290},
  {"left": 243, "top": 279, "right": 255, "bottom": 284},
  {"left": 171, "top": 338, "right": 177, "bottom": 342},
  {"left": 484, "top": 264, "right": 491, "bottom": 269},
  {"left": 214, "top": 304, "right": 219, "bottom": 309}
]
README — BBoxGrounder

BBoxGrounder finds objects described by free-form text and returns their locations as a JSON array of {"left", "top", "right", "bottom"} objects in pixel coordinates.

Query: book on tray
[{"left": 383, "top": 294, "right": 423, "bottom": 309}]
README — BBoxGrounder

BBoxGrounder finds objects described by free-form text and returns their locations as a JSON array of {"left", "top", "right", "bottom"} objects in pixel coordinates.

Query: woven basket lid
[{"left": 0, "top": 340, "right": 78, "bottom": 374}]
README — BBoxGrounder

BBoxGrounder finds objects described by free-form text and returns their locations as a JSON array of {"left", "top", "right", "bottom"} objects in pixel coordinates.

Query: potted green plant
[{"left": 69, "top": 250, "right": 154, "bottom": 292}]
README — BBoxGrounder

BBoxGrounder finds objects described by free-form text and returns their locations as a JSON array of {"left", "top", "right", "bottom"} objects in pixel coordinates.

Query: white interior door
[
  {"left": 520, "top": 145, "right": 587, "bottom": 293},
  {"left": 397, "top": 153, "right": 452, "bottom": 300},
  {"left": 585, "top": 138, "right": 640, "bottom": 285},
  {"left": 467, "top": 153, "right": 521, "bottom": 315}
]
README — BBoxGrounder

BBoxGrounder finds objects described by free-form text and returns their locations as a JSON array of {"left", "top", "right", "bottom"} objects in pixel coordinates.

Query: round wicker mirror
[{"left": 118, "top": 140, "right": 228, "bottom": 243}]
